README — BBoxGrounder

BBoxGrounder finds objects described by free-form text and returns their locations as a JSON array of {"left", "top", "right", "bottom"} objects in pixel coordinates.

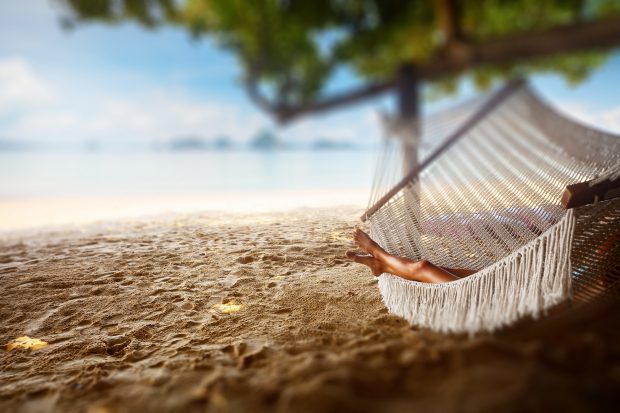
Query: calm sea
[{"left": 0, "top": 150, "right": 380, "bottom": 199}]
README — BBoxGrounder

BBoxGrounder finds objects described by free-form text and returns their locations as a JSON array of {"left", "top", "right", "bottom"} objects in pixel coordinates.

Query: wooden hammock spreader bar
[
  {"left": 562, "top": 175, "right": 620, "bottom": 209},
  {"left": 361, "top": 77, "right": 526, "bottom": 222}
]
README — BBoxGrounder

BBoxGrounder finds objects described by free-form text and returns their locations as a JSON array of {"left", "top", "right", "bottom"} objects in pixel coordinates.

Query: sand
[{"left": 1, "top": 207, "right": 619, "bottom": 413}]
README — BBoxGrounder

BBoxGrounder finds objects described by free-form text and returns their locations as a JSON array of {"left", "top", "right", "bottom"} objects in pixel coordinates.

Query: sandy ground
[{"left": 1, "top": 207, "right": 619, "bottom": 413}]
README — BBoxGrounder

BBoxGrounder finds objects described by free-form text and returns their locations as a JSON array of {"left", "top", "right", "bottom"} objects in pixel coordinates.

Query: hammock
[{"left": 362, "top": 79, "right": 620, "bottom": 334}]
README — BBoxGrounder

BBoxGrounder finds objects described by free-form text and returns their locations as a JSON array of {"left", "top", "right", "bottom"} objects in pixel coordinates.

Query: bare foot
[
  {"left": 346, "top": 251, "right": 384, "bottom": 277},
  {"left": 353, "top": 229, "right": 381, "bottom": 255}
]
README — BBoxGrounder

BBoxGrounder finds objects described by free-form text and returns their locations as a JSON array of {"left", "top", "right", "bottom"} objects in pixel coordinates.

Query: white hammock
[{"left": 363, "top": 79, "right": 620, "bottom": 334}]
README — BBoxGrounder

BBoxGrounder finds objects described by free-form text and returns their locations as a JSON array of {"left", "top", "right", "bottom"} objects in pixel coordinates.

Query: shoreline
[{"left": 0, "top": 189, "right": 369, "bottom": 232}]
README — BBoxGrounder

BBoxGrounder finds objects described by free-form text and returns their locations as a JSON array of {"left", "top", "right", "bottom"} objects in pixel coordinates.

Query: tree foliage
[{"left": 56, "top": 0, "right": 620, "bottom": 110}]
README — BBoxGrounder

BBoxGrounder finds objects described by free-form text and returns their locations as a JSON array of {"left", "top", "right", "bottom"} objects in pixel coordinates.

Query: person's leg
[
  {"left": 346, "top": 247, "right": 459, "bottom": 283},
  {"left": 440, "top": 267, "right": 477, "bottom": 278},
  {"left": 349, "top": 229, "right": 463, "bottom": 283},
  {"left": 345, "top": 251, "right": 384, "bottom": 276}
]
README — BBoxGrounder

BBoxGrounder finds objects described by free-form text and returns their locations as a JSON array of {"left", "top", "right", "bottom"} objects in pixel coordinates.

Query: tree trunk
[{"left": 397, "top": 64, "right": 420, "bottom": 176}]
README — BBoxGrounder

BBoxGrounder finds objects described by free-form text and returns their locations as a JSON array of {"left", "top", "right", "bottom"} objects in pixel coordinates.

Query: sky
[{"left": 1, "top": 0, "right": 619, "bottom": 149}]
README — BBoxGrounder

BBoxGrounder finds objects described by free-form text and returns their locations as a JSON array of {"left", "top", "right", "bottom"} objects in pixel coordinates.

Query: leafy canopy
[{"left": 56, "top": 0, "right": 620, "bottom": 107}]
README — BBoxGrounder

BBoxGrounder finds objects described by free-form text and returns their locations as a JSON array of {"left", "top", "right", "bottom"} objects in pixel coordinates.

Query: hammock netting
[{"left": 364, "top": 80, "right": 620, "bottom": 334}]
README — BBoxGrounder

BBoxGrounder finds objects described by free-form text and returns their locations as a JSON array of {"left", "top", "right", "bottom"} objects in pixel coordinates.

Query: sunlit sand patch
[
  {"left": 213, "top": 301, "right": 244, "bottom": 314},
  {"left": 6, "top": 336, "right": 48, "bottom": 351},
  {"left": 174, "top": 218, "right": 192, "bottom": 228},
  {"left": 205, "top": 240, "right": 224, "bottom": 252},
  {"left": 86, "top": 406, "right": 113, "bottom": 413},
  {"left": 329, "top": 230, "right": 351, "bottom": 242}
]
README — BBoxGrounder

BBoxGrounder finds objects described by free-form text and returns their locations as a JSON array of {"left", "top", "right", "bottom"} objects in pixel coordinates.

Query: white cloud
[
  {"left": 0, "top": 57, "right": 268, "bottom": 143},
  {"left": 283, "top": 108, "right": 382, "bottom": 144},
  {"left": 0, "top": 57, "right": 54, "bottom": 111},
  {"left": 599, "top": 107, "right": 620, "bottom": 132},
  {"left": 0, "top": 57, "right": 387, "bottom": 146},
  {"left": 554, "top": 101, "right": 620, "bottom": 134},
  {"left": 88, "top": 92, "right": 266, "bottom": 143},
  {"left": 7, "top": 91, "right": 267, "bottom": 143}
]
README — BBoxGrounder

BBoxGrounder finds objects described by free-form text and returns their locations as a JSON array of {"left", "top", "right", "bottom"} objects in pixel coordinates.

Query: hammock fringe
[{"left": 377, "top": 210, "right": 575, "bottom": 334}]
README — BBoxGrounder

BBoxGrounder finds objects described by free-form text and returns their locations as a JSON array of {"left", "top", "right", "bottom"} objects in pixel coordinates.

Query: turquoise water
[{"left": 0, "top": 150, "right": 380, "bottom": 198}]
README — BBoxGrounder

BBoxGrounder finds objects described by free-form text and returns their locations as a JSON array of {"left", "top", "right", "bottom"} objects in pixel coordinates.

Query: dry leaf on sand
[
  {"left": 213, "top": 301, "right": 244, "bottom": 313},
  {"left": 6, "top": 336, "right": 48, "bottom": 351}
]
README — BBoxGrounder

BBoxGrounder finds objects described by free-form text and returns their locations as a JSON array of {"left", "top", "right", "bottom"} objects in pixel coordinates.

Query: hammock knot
[{"left": 380, "top": 113, "right": 421, "bottom": 143}]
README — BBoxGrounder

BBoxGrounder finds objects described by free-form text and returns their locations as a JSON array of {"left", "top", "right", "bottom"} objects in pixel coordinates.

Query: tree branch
[
  {"left": 245, "top": 65, "right": 281, "bottom": 117},
  {"left": 270, "top": 15, "right": 620, "bottom": 123},
  {"left": 274, "top": 79, "right": 396, "bottom": 123},
  {"left": 434, "top": 0, "right": 463, "bottom": 44},
  {"left": 418, "top": 14, "right": 620, "bottom": 79}
]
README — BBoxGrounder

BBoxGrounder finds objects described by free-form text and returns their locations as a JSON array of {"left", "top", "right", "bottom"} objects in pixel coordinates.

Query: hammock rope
[{"left": 363, "top": 79, "right": 620, "bottom": 333}]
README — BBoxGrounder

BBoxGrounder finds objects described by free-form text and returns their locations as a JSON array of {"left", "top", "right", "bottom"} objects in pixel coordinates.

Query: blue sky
[{"left": 1, "top": 0, "right": 619, "bottom": 148}]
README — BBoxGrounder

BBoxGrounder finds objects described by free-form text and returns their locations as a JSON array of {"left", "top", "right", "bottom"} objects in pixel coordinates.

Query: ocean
[
  {"left": 0, "top": 149, "right": 380, "bottom": 199},
  {"left": 0, "top": 149, "right": 381, "bottom": 229}
]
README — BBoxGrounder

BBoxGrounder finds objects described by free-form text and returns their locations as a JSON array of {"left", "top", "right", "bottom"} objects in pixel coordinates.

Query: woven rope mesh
[
  {"left": 369, "top": 86, "right": 619, "bottom": 270},
  {"left": 368, "top": 94, "right": 489, "bottom": 209},
  {"left": 367, "top": 84, "right": 620, "bottom": 311},
  {"left": 571, "top": 199, "right": 620, "bottom": 304}
]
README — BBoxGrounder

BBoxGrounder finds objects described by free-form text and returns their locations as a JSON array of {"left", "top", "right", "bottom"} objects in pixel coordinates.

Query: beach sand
[{"left": 1, "top": 207, "right": 619, "bottom": 412}]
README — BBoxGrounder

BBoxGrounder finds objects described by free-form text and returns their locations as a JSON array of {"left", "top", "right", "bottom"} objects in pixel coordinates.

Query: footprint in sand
[
  {"left": 105, "top": 335, "right": 130, "bottom": 356},
  {"left": 0, "top": 263, "right": 19, "bottom": 274},
  {"left": 220, "top": 274, "right": 240, "bottom": 288},
  {"left": 221, "top": 339, "right": 269, "bottom": 368},
  {"left": 262, "top": 254, "right": 285, "bottom": 263},
  {"left": 236, "top": 255, "right": 255, "bottom": 264}
]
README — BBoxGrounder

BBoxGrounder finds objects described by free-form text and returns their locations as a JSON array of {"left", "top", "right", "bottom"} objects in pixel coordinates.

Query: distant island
[
  {"left": 0, "top": 139, "right": 38, "bottom": 152},
  {"left": 168, "top": 135, "right": 235, "bottom": 151},
  {"left": 164, "top": 133, "right": 363, "bottom": 152},
  {"left": 168, "top": 136, "right": 208, "bottom": 151},
  {"left": 0, "top": 135, "right": 364, "bottom": 153},
  {"left": 212, "top": 136, "right": 234, "bottom": 150},
  {"left": 311, "top": 139, "right": 356, "bottom": 150},
  {"left": 249, "top": 130, "right": 286, "bottom": 150}
]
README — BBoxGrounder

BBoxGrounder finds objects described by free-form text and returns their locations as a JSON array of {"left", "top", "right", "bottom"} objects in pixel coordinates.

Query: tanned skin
[{"left": 346, "top": 229, "right": 476, "bottom": 283}]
